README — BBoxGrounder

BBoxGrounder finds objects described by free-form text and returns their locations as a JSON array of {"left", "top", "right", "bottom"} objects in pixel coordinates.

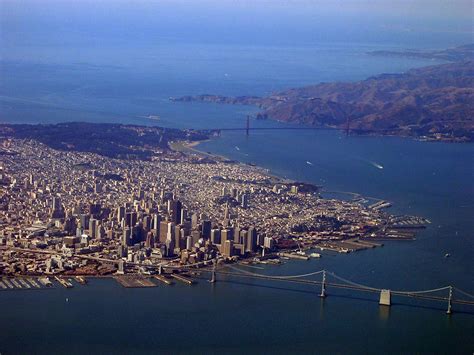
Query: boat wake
[{"left": 370, "top": 161, "right": 384, "bottom": 170}]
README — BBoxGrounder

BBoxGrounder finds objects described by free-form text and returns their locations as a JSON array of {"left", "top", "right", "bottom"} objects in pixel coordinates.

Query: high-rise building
[
  {"left": 117, "top": 207, "right": 125, "bottom": 223},
  {"left": 159, "top": 221, "right": 169, "bottom": 243},
  {"left": 180, "top": 209, "right": 187, "bottom": 225},
  {"left": 210, "top": 229, "right": 221, "bottom": 245},
  {"left": 222, "top": 240, "right": 234, "bottom": 258},
  {"left": 191, "top": 213, "right": 198, "bottom": 230},
  {"left": 247, "top": 227, "right": 257, "bottom": 252},
  {"left": 202, "top": 220, "right": 211, "bottom": 239},
  {"left": 89, "top": 218, "right": 98, "bottom": 239},
  {"left": 171, "top": 200, "right": 182, "bottom": 225},
  {"left": 51, "top": 196, "right": 65, "bottom": 219}
]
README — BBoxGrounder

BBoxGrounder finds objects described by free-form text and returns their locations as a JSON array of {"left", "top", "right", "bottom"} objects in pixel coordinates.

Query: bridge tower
[
  {"left": 209, "top": 260, "right": 217, "bottom": 283},
  {"left": 246, "top": 115, "right": 250, "bottom": 136},
  {"left": 446, "top": 286, "right": 453, "bottom": 314},
  {"left": 158, "top": 264, "right": 163, "bottom": 275},
  {"left": 345, "top": 115, "right": 351, "bottom": 137},
  {"left": 319, "top": 270, "right": 327, "bottom": 298}
]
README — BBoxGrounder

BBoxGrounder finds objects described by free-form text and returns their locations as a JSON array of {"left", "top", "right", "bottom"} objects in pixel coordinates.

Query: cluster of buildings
[{"left": 0, "top": 138, "right": 390, "bottom": 276}]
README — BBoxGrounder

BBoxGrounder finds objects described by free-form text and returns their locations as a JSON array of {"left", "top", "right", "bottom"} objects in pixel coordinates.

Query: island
[
  {"left": 0, "top": 122, "right": 428, "bottom": 289},
  {"left": 172, "top": 45, "right": 474, "bottom": 142}
]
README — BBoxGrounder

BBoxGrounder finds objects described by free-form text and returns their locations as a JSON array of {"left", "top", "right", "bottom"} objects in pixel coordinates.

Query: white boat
[{"left": 310, "top": 253, "right": 321, "bottom": 258}]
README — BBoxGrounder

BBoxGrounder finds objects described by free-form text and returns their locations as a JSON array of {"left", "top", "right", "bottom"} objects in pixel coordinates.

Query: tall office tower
[
  {"left": 166, "top": 222, "right": 175, "bottom": 243},
  {"left": 63, "top": 216, "right": 77, "bottom": 234},
  {"left": 122, "top": 228, "right": 131, "bottom": 247},
  {"left": 233, "top": 226, "right": 241, "bottom": 243},
  {"left": 80, "top": 214, "right": 90, "bottom": 230},
  {"left": 224, "top": 203, "right": 230, "bottom": 220},
  {"left": 52, "top": 196, "right": 62, "bottom": 212},
  {"left": 240, "top": 230, "right": 248, "bottom": 246},
  {"left": 117, "top": 207, "right": 125, "bottom": 223},
  {"left": 201, "top": 220, "right": 211, "bottom": 240},
  {"left": 152, "top": 214, "right": 161, "bottom": 231},
  {"left": 51, "top": 196, "right": 65, "bottom": 219},
  {"left": 174, "top": 225, "right": 182, "bottom": 250},
  {"left": 191, "top": 230, "right": 201, "bottom": 245},
  {"left": 210, "top": 229, "right": 221, "bottom": 245},
  {"left": 241, "top": 193, "right": 249, "bottom": 209},
  {"left": 221, "top": 229, "right": 232, "bottom": 244},
  {"left": 222, "top": 240, "right": 234, "bottom": 258},
  {"left": 126, "top": 212, "right": 137, "bottom": 228},
  {"left": 97, "top": 225, "right": 105, "bottom": 240},
  {"left": 142, "top": 215, "right": 151, "bottom": 231},
  {"left": 145, "top": 232, "right": 155, "bottom": 248},
  {"left": 171, "top": 200, "right": 182, "bottom": 225},
  {"left": 179, "top": 229, "right": 187, "bottom": 250},
  {"left": 89, "top": 219, "right": 97, "bottom": 239},
  {"left": 247, "top": 227, "right": 257, "bottom": 252},
  {"left": 186, "top": 236, "right": 193, "bottom": 250},
  {"left": 29, "top": 173, "right": 34, "bottom": 185},
  {"left": 264, "top": 236, "right": 274, "bottom": 250},
  {"left": 180, "top": 209, "right": 187, "bottom": 225},
  {"left": 131, "top": 225, "right": 142, "bottom": 245},
  {"left": 159, "top": 220, "right": 169, "bottom": 243},
  {"left": 191, "top": 213, "right": 198, "bottom": 230},
  {"left": 165, "top": 238, "right": 175, "bottom": 257}
]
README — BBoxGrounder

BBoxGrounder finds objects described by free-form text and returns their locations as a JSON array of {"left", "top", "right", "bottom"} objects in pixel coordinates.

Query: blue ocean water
[{"left": 1, "top": 7, "right": 473, "bottom": 353}]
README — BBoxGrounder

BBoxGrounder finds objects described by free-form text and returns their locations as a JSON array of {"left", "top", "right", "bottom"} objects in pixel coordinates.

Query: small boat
[
  {"left": 306, "top": 161, "right": 313, "bottom": 166},
  {"left": 444, "top": 253, "right": 450, "bottom": 258},
  {"left": 310, "top": 253, "right": 321, "bottom": 258}
]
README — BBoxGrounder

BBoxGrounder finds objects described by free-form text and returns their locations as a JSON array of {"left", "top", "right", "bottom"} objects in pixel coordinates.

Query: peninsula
[{"left": 0, "top": 123, "right": 427, "bottom": 285}]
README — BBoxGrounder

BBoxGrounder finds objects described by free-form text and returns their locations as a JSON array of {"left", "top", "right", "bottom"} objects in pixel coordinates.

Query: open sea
[{"left": 0, "top": 7, "right": 473, "bottom": 353}]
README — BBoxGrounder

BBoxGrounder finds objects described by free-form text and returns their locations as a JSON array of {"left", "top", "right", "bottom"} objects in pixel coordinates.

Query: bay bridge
[
  {"left": 164, "top": 259, "right": 474, "bottom": 316},
  {"left": 3, "top": 246, "right": 474, "bottom": 315}
]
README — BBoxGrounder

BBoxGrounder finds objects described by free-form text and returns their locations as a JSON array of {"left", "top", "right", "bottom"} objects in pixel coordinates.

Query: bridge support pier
[
  {"left": 319, "top": 270, "right": 326, "bottom": 298},
  {"left": 379, "top": 289, "right": 391, "bottom": 306},
  {"left": 446, "top": 286, "right": 453, "bottom": 315}
]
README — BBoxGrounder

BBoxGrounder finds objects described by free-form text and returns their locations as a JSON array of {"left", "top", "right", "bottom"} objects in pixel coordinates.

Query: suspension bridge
[
  {"left": 166, "top": 260, "right": 474, "bottom": 315},
  {"left": 200, "top": 115, "right": 380, "bottom": 136}
]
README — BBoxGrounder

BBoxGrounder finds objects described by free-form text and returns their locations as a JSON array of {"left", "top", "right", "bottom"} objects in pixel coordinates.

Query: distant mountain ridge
[{"left": 173, "top": 45, "right": 474, "bottom": 142}]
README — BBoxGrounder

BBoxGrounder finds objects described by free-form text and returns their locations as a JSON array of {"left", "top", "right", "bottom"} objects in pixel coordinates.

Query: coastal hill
[{"left": 173, "top": 46, "right": 474, "bottom": 142}]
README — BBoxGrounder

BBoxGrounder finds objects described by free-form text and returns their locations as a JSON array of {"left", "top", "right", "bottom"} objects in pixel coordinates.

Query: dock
[
  {"left": 54, "top": 276, "right": 73, "bottom": 288},
  {"left": 277, "top": 252, "right": 309, "bottom": 260},
  {"left": 171, "top": 274, "right": 194, "bottom": 285},
  {"left": 115, "top": 276, "right": 156, "bottom": 288},
  {"left": 154, "top": 275, "right": 173, "bottom": 285}
]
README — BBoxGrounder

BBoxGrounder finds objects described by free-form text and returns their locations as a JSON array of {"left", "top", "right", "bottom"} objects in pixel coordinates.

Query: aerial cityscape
[
  {"left": 0, "top": 123, "right": 431, "bottom": 283},
  {"left": 0, "top": 0, "right": 473, "bottom": 354}
]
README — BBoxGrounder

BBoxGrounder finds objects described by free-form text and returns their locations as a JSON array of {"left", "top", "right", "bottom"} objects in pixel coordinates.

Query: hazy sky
[{"left": 1, "top": 0, "right": 472, "bottom": 48}]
